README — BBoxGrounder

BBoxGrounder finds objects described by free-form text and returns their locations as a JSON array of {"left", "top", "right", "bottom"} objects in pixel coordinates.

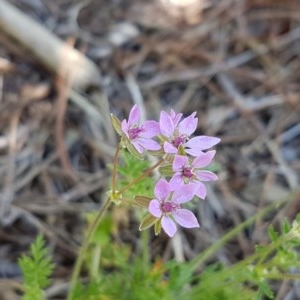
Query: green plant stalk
[
  {"left": 118, "top": 159, "right": 164, "bottom": 195},
  {"left": 68, "top": 197, "right": 111, "bottom": 300},
  {"left": 68, "top": 144, "right": 125, "bottom": 299},
  {"left": 189, "top": 222, "right": 300, "bottom": 296},
  {"left": 215, "top": 233, "right": 294, "bottom": 283},
  {"left": 112, "top": 143, "right": 122, "bottom": 193},
  {"left": 141, "top": 229, "right": 149, "bottom": 271},
  {"left": 264, "top": 273, "right": 300, "bottom": 281},
  {"left": 68, "top": 145, "right": 162, "bottom": 297},
  {"left": 189, "top": 190, "right": 298, "bottom": 272},
  {"left": 90, "top": 244, "right": 101, "bottom": 280}
]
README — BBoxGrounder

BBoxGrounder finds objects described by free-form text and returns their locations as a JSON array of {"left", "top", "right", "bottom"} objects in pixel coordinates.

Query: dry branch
[{"left": 0, "top": 0, "right": 100, "bottom": 90}]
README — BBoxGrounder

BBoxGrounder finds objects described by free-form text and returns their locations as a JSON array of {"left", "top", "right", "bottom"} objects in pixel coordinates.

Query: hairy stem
[
  {"left": 112, "top": 143, "right": 122, "bottom": 194},
  {"left": 68, "top": 197, "right": 111, "bottom": 300},
  {"left": 141, "top": 229, "right": 149, "bottom": 271}
]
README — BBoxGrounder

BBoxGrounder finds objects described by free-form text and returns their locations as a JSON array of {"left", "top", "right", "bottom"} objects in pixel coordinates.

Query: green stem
[
  {"left": 192, "top": 223, "right": 299, "bottom": 290},
  {"left": 189, "top": 191, "right": 297, "bottom": 272},
  {"left": 265, "top": 272, "right": 300, "bottom": 281},
  {"left": 119, "top": 159, "right": 164, "bottom": 195},
  {"left": 141, "top": 229, "right": 149, "bottom": 272},
  {"left": 68, "top": 197, "right": 111, "bottom": 300},
  {"left": 112, "top": 143, "right": 122, "bottom": 194}
]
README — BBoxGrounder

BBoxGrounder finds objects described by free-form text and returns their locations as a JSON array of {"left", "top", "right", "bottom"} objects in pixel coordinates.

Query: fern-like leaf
[{"left": 18, "top": 234, "right": 54, "bottom": 300}]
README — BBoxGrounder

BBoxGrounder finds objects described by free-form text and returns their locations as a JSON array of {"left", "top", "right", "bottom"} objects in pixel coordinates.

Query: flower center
[
  {"left": 128, "top": 127, "right": 142, "bottom": 139},
  {"left": 182, "top": 167, "right": 194, "bottom": 179},
  {"left": 161, "top": 202, "right": 178, "bottom": 213},
  {"left": 172, "top": 136, "right": 186, "bottom": 148}
]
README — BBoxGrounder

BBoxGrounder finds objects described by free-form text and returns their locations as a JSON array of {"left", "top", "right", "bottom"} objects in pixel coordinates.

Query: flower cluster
[{"left": 111, "top": 105, "right": 220, "bottom": 237}]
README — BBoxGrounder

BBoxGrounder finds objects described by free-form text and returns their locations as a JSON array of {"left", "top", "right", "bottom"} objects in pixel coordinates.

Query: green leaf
[
  {"left": 268, "top": 225, "right": 278, "bottom": 242},
  {"left": 154, "top": 219, "right": 162, "bottom": 235},
  {"left": 134, "top": 195, "right": 152, "bottom": 208},
  {"left": 117, "top": 150, "right": 154, "bottom": 201},
  {"left": 86, "top": 213, "right": 112, "bottom": 246},
  {"left": 139, "top": 214, "right": 158, "bottom": 231},
  {"left": 110, "top": 114, "right": 123, "bottom": 136},
  {"left": 257, "top": 280, "right": 273, "bottom": 299},
  {"left": 158, "top": 164, "right": 174, "bottom": 176},
  {"left": 147, "top": 148, "right": 166, "bottom": 157},
  {"left": 281, "top": 218, "right": 291, "bottom": 234},
  {"left": 18, "top": 234, "right": 54, "bottom": 300}
]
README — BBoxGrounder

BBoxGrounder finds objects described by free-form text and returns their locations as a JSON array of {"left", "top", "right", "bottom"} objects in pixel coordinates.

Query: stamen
[
  {"left": 161, "top": 202, "right": 177, "bottom": 213},
  {"left": 182, "top": 167, "right": 194, "bottom": 179},
  {"left": 172, "top": 136, "right": 184, "bottom": 148},
  {"left": 128, "top": 127, "right": 142, "bottom": 139}
]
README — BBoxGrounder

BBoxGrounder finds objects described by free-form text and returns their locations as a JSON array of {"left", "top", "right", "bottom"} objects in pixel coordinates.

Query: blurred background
[{"left": 0, "top": 0, "right": 300, "bottom": 299}]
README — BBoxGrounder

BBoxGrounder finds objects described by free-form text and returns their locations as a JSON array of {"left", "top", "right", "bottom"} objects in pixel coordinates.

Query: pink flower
[
  {"left": 148, "top": 179, "right": 199, "bottom": 237},
  {"left": 159, "top": 110, "right": 220, "bottom": 156},
  {"left": 121, "top": 105, "right": 161, "bottom": 154},
  {"left": 170, "top": 151, "right": 218, "bottom": 199},
  {"left": 169, "top": 109, "right": 182, "bottom": 127}
]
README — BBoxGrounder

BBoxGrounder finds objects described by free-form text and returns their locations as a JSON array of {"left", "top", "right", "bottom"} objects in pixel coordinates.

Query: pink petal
[
  {"left": 154, "top": 179, "right": 171, "bottom": 201},
  {"left": 161, "top": 215, "right": 177, "bottom": 237},
  {"left": 170, "top": 109, "right": 183, "bottom": 127},
  {"left": 172, "top": 155, "right": 188, "bottom": 172},
  {"left": 163, "top": 142, "right": 178, "bottom": 154},
  {"left": 194, "top": 181, "right": 207, "bottom": 199},
  {"left": 121, "top": 120, "right": 129, "bottom": 137},
  {"left": 128, "top": 104, "right": 140, "bottom": 127},
  {"left": 185, "top": 148, "right": 204, "bottom": 157},
  {"left": 169, "top": 174, "right": 184, "bottom": 187},
  {"left": 173, "top": 209, "right": 199, "bottom": 228},
  {"left": 137, "top": 138, "right": 161, "bottom": 151},
  {"left": 149, "top": 199, "right": 162, "bottom": 218},
  {"left": 186, "top": 136, "right": 221, "bottom": 151},
  {"left": 178, "top": 112, "right": 197, "bottom": 136},
  {"left": 192, "top": 150, "right": 216, "bottom": 168},
  {"left": 196, "top": 170, "right": 218, "bottom": 181},
  {"left": 140, "top": 121, "right": 160, "bottom": 138},
  {"left": 131, "top": 141, "right": 144, "bottom": 153},
  {"left": 172, "top": 184, "right": 197, "bottom": 203},
  {"left": 159, "top": 111, "right": 175, "bottom": 137}
]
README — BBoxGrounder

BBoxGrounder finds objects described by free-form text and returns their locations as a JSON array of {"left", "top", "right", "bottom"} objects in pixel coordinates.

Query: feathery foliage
[{"left": 18, "top": 234, "right": 54, "bottom": 300}]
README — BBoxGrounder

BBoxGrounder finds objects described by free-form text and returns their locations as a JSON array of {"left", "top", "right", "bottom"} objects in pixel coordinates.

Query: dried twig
[{"left": 0, "top": 0, "right": 100, "bottom": 90}]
